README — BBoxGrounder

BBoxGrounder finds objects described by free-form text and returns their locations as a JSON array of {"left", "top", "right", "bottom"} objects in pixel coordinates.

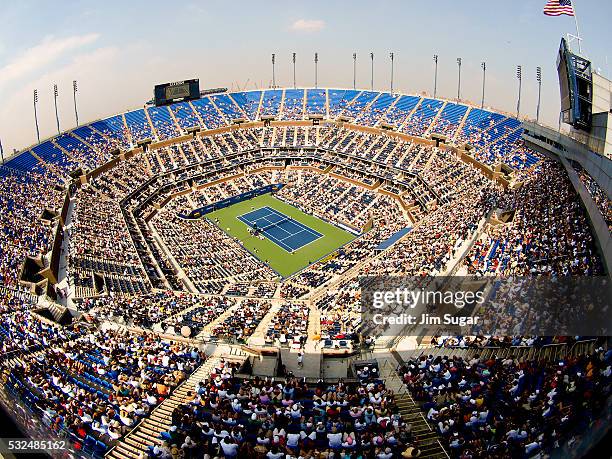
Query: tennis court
[
  {"left": 238, "top": 206, "right": 323, "bottom": 252},
  {"left": 208, "top": 194, "right": 355, "bottom": 277}
]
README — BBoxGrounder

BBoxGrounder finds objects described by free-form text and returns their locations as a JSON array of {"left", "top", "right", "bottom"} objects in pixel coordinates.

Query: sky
[{"left": 0, "top": 0, "right": 610, "bottom": 155}]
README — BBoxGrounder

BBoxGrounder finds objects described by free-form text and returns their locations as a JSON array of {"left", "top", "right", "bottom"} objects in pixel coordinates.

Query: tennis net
[{"left": 256, "top": 217, "right": 291, "bottom": 232}]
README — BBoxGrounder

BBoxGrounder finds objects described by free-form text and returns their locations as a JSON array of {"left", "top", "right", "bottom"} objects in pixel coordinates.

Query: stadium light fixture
[
  {"left": 271, "top": 54, "right": 276, "bottom": 88},
  {"left": 481, "top": 62, "right": 486, "bottom": 109},
  {"left": 33, "top": 89, "right": 40, "bottom": 143},
  {"left": 389, "top": 52, "right": 394, "bottom": 94},
  {"left": 292, "top": 52, "right": 296, "bottom": 89},
  {"left": 536, "top": 66, "right": 542, "bottom": 123},
  {"left": 0, "top": 135, "right": 4, "bottom": 164},
  {"left": 516, "top": 65, "right": 522, "bottom": 118},
  {"left": 370, "top": 52, "right": 374, "bottom": 91},
  {"left": 53, "top": 84, "right": 60, "bottom": 135},
  {"left": 314, "top": 52, "right": 319, "bottom": 89},
  {"left": 353, "top": 53, "right": 357, "bottom": 90},
  {"left": 456, "top": 57, "right": 462, "bottom": 101},
  {"left": 73, "top": 80, "right": 79, "bottom": 127},
  {"left": 433, "top": 55, "right": 438, "bottom": 99}
]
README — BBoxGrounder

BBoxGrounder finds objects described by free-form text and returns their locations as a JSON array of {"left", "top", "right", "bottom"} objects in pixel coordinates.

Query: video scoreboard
[
  {"left": 557, "top": 38, "right": 593, "bottom": 131},
  {"left": 154, "top": 79, "right": 200, "bottom": 106}
]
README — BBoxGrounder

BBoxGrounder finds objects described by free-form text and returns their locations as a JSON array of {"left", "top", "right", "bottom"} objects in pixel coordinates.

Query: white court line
[
  {"left": 267, "top": 224, "right": 293, "bottom": 238},
  {"left": 239, "top": 208, "right": 281, "bottom": 230},
  {"left": 277, "top": 227, "right": 314, "bottom": 243},
  {"left": 263, "top": 208, "right": 324, "bottom": 249},
  {"left": 256, "top": 207, "right": 301, "bottom": 238},
  {"left": 265, "top": 206, "right": 323, "bottom": 238},
  {"left": 251, "top": 207, "right": 292, "bottom": 232},
  {"left": 238, "top": 206, "right": 277, "bottom": 222},
  {"left": 296, "top": 223, "right": 323, "bottom": 238},
  {"left": 240, "top": 208, "right": 297, "bottom": 251},
  {"left": 262, "top": 221, "right": 315, "bottom": 252},
  {"left": 253, "top": 217, "right": 273, "bottom": 227},
  {"left": 290, "top": 232, "right": 325, "bottom": 252},
  {"left": 277, "top": 227, "right": 308, "bottom": 242},
  {"left": 276, "top": 228, "right": 324, "bottom": 254},
  {"left": 264, "top": 232, "right": 294, "bottom": 252},
  {"left": 238, "top": 205, "right": 322, "bottom": 252}
]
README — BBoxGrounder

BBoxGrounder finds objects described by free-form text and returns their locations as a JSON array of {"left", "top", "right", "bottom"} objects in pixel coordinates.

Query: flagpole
[{"left": 572, "top": 0, "right": 582, "bottom": 53}]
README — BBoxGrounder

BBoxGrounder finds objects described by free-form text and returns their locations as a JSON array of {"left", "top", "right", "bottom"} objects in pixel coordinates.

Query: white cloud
[
  {"left": 0, "top": 45, "right": 125, "bottom": 154},
  {"left": 186, "top": 2, "right": 208, "bottom": 17},
  {"left": 0, "top": 33, "right": 99, "bottom": 87},
  {"left": 290, "top": 19, "right": 325, "bottom": 33}
]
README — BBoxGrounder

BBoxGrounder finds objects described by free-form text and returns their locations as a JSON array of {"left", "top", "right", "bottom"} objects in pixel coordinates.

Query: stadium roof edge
[{"left": 8, "top": 87, "right": 535, "bottom": 160}]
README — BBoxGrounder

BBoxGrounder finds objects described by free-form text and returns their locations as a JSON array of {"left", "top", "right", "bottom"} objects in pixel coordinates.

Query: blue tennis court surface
[{"left": 237, "top": 206, "right": 323, "bottom": 252}]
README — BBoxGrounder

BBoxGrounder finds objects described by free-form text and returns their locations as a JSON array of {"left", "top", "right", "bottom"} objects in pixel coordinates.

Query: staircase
[
  {"left": 246, "top": 301, "right": 284, "bottom": 347},
  {"left": 375, "top": 95, "right": 402, "bottom": 127},
  {"left": 461, "top": 339, "right": 602, "bottom": 362},
  {"left": 105, "top": 353, "right": 245, "bottom": 459},
  {"left": 188, "top": 101, "right": 207, "bottom": 129},
  {"left": 46, "top": 302, "right": 72, "bottom": 323},
  {"left": 68, "top": 131, "right": 99, "bottom": 156},
  {"left": 207, "top": 97, "right": 229, "bottom": 126},
  {"left": 424, "top": 101, "right": 447, "bottom": 136},
  {"left": 28, "top": 149, "right": 62, "bottom": 177},
  {"left": 398, "top": 97, "right": 423, "bottom": 132},
  {"left": 52, "top": 139, "right": 83, "bottom": 167},
  {"left": 254, "top": 91, "right": 265, "bottom": 121},
  {"left": 451, "top": 106, "right": 472, "bottom": 142},
  {"left": 376, "top": 354, "right": 449, "bottom": 459},
  {"left": 277, "top": 89, "right": 286, "bottom": 120},
  {"left": 227, "top": 93, "right": 250, "bottom": 121},
  {"left": 166, "top": 106, "right": 183, "bottom": 134},
  {"left": 143, "top": 108, "right": 159, "bottom": 142},
  {"left": 121, "top": 114, "right": 134, "bottom": 146}
]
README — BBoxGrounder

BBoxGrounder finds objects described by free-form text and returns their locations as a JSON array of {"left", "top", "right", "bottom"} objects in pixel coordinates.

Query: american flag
[{"left": 543, "top": 0, "right": 575, "bottom": 16}]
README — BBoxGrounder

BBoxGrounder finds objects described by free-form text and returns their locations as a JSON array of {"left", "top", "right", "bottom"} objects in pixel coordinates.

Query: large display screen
[
  {"left": 154, "top": 79, "right": 200, "bottom": 106},
  {"left": 165, "top": 83, "right": 191, "bottom": 100},
  {"left": 556, "top": 38, "right": 592, "bottom": 131},
  {"left": 557, "top": 48, "right": 571, "bottom": 114}
]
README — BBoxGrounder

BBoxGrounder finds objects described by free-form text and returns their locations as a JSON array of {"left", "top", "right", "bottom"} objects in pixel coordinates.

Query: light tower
[
  {"left": 456, "top": 57, "right": 462, "bottom": 101},
  {"left": 433, "top": 54, "right": 439, "bottom": 99},
  {"left": 33, "top": 89, "right": 40, "bottom": 143},
  {"left": 353, "top": 53, "right": 357, "bottom": 90},
  {"left": 536, "top": 66, "right": 542, "bottom": 123},
  {"left": 481, "top": 62, "right": 486, "bottom": 109},
  {"left": 292, "top": 52, "right": 296, "bottom": 89},
  {"left": 389, "top": 52, "right": 394, "bottom": 93},
  {"left": 516, "top": 65, "right": 523, "bottom": 118},
  {"left": 314, "top": 52, "right": 318, "bottom": 88},
  {"left": 370, "top": 52, "right": 374, "bottom": 91},
  {"left": 53, "top": 84, "right": 60, "bottom": 134},
  {"left": 73, "top": 80, "right": 79, "bottom": 127},
  {"left": 271, "top": 53, "right": 276, "bottom": 88}
]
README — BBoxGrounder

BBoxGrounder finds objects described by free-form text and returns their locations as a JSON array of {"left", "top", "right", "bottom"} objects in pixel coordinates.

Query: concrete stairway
[
  {"left": 106, "top": 352, "right": 246, "bottom": 459},
  {"left": 246, "top": 301, "right": 284, "bottom": 347},
  {"left": 406, "top": 339, "right": 603, "bottom": 364},
  {"left": 376, "top": 354, "right": 449, "bottom": 459}
]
